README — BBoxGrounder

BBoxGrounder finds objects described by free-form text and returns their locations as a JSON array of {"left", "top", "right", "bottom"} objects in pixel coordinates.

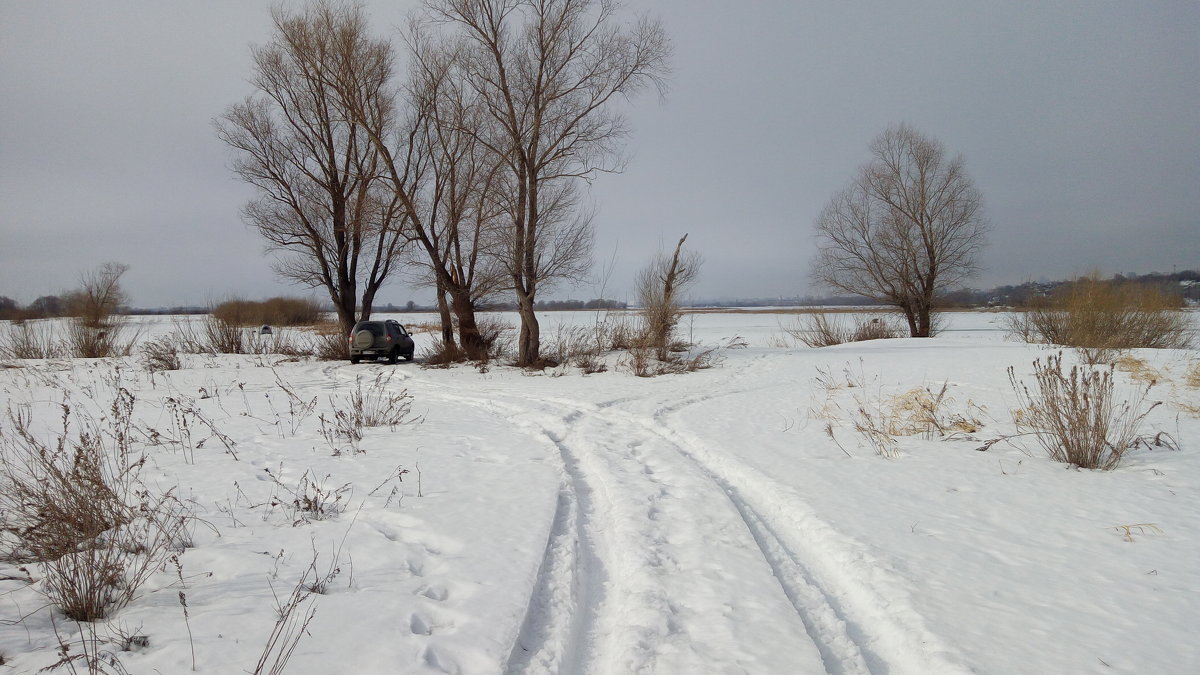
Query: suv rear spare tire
[{"left": 353, "top": 330, "right": 375, "bottom": 349}]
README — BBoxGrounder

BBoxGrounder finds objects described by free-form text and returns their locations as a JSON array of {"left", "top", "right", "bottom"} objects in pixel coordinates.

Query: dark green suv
[{"left": 349, "top": 320, "right": 415, "bottom": 364}]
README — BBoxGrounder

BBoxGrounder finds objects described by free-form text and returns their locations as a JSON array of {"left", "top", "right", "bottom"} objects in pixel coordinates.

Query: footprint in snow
[
  {"left": 422, "top": 646, "right": 460, "bottom": 674},
  {"left": 409, "top": 613, "right": 433, "bottom": 636},
  {"left": 420, "top": 584, "right": 449, "bottom": 602}
]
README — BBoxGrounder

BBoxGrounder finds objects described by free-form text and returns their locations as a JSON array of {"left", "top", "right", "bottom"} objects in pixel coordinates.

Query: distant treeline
[
  {"left": 4, "top": 272, "right": 1195, "bottom": 320},
  {"left": 941, "top": 270, "right": 1200, "bottom": 307},
  {"left": 480, "top": 298, "right": 629, "bottom": 312},
  {"left": 687, "top": 270, "right": 1200, "bottom": 309}
]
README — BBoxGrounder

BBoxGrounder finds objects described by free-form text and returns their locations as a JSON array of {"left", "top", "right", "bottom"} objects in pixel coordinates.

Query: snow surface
[{"left": 1, "top": 311, "right": 1198, "bottom": 674}]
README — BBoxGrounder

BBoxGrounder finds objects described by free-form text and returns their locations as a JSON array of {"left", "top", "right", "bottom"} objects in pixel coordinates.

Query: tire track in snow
[
  {"left": 397, "top": 385, "right": 607, "bottom": 675},
  {"left": 501, "top": 380, "right": 969, "bottom": 675},
  {"left": 504, "top": 413, "right": 606, "bottom": 675},
  {"left": 511, "top": 393, "right": 874, "bottom": 675},
  {"left": 409, "top": 385, "right": 830, "bottom": 673},
  {"left": 635, "top": 396, "right": 972, "bottom": 675},
  {"left": 340, "top": 362, "right": 965, "bottom": 674},
  {"left": 324, "top": 367, "right": 602, "bottom": 674}
]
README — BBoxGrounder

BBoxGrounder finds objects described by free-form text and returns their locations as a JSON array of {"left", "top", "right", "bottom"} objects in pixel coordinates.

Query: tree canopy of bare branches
[
  {"left": 68, "top": 262, "right": 130, "bottom": 328},
  {"left": 397, "top": 24, "right": 510, "bottom": 359},
  {"left": 429, "top": 0, "right": 672, "bottom": 365},
  {"left": 215, "top": 2, "right": 407, "bottom": 334},
  {"left": 812, "top": 123, "right": 989, "bottom": 337},
  {"left": 315, "top": 10, "right": 514, "bottom": 360}
]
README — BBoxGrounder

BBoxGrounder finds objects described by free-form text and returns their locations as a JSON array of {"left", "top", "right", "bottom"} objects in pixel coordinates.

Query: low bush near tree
[{"left": 785, "top": 312, "right": 904, "bottom": 348}]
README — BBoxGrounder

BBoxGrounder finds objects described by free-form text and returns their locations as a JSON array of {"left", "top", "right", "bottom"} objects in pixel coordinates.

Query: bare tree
[
  {"left": 429, "top": 0, "right": 672, "bottom": 365},
  {"left": 403, "top": 28, "right": 510, "bottom": 358},
  {"left": 68, "top": 262, "right": 130, "bottom": 328},
  {"left": 637, "top": 234, "right": 701, "bottom": 360},
  {"left": 320, "top": 15, "right": 511, "bottom": 360},
  {"left": 812, "top": 123, "right": 988, "bottom": 337},
  {"left": 215, "top": 2, "right": 407, "bottom": 334}
]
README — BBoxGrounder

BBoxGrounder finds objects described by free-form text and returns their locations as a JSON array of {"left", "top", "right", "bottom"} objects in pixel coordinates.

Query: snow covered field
[{"left": 1, "top": 311, "right": 1198, "bottom": 674}]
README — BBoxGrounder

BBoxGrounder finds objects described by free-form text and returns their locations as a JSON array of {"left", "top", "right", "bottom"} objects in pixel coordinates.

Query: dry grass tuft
[
  {"left": 1186, "top": 361, "right": 1200, "bottom": 389},
  {"left": 202, "top": 316, "right": 246, "bottom": 354},
  {"left": 1008, "top": 352, "right": 1161, "bottom": 470},
  {"left": 785, "top": 312, "right": 904, "bottom": 348},
  {"left": 310, "top": 323, "right": 349, "bottom": 361},
  {"left": 405, "top": 320, "right": 444, "bottom": 335},
  {"left": 1113, "top": 354, "right": 1163, "bottom": 385},
  {"left": 0, "top": 394, "right": 189, "bottom": 621},
  {"left": 263, "top": 467, "right": 350, "bottom": 524},
  {"left": 1111, "top": 522, "right": 1163, "bottom": 543},
  {"left": 885, "top": 383, "right": 985, "bottom": 437},
  {"left": 319, "top": 372, "right": 417, "bottom": 454},
  {"left": 139, "top": 335, "right": 182, "bottom": 372},
  {"left": 622, "top": 343, "right": 718, "bottom": 377},
  {"left": 0, "top": 321, "right": 60, "bottom": 359},
  {"left": 64, "top": 319, "right": 139, "bottom": 359},
  {"left": 811, "top": 363, "right": 985, "bottom": 457},
  {"left": 420, "top": 338, "right": 463, "bottom": 367}
]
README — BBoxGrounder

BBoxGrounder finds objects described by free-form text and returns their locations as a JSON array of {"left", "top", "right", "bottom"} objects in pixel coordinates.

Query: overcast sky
[{"left": 2, "top": 1, "right": 1197, "bottom": 308}]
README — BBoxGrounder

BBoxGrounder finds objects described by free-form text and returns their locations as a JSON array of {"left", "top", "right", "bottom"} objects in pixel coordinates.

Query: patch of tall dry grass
[
  {"left": 212, "top": 297, "right": 325, "bottom": 327},
  {"left": 1006, "top": 277, "right": 1193, "bottom": 363},
  {"left": 1008, "top": 352, "right": 1160, "bottom": 470}
]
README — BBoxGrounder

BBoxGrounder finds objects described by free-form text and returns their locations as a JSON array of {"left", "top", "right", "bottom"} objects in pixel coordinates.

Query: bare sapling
[
  {"left": 637, "top": 234, "right": 703, "bottom": 362},
  {"left": 63, "top": 263, "right": 139, "bottom": 358}
]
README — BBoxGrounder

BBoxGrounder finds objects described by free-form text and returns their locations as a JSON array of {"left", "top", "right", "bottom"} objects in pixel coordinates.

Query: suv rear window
[{"left": 358, "top": 323, "right": 384, "bottom": 337}]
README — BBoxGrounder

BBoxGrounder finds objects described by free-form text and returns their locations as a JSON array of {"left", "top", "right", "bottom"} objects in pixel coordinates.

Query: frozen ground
[{"left": 1, "top": 311, "right": 1198, "bottom": 674}]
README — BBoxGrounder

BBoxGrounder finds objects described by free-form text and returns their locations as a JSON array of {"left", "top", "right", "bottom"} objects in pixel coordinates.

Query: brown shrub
[
  {"left": 69, "top": 263, "right": 129, "bottom": 329},
  {"left": 785, "top": 312, "right": 904, "bottom": 347},
  {"left": 636, "top": 235, "right": 702, "bottom": 361},
  {"left": 1006, "top": 277, "right": 1193, "bottom": 363},
  {"left": 212, "top": 297, "right": 324, "bottom": 327},
  {"left": 603, "top": 314, "right": 638, "bottom": 350},
  {"left": 311, "top": 327, "right": 350, "bottom": 361},
  {"left": 202, "top": 315, "right": 245, "bottom": 354},
  {"left": 420, "top": 338, "right": 462, "bottom": 367},
  {"left": 477, "top": 316, "right": 514, "bottom": 362},
  {"left": 64, "top": 319, "right": 138, "bottom": 359}
]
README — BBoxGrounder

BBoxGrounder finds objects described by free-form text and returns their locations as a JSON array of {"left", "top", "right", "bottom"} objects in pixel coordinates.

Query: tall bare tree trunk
[
  {"left": 449, "top": 288, "right": 486, "bottom": 358},
  {"left": 428, "top": 0, "right": 670, "bottom": 366},
  {"left": 435, "top": 279, "right": 456, "bottom": 349}
]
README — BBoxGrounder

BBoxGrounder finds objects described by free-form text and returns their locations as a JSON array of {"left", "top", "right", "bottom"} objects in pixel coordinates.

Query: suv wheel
[
  {"left": 387, "top": 348, "right": 399, "bottom": 364},
  {"left": 350, "top": 356, "right": 361, "bottom": 365}
]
